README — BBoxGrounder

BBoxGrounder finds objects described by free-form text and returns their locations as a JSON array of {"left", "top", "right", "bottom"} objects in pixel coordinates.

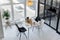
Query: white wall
[{"left": 0, "top": 9, "right": 4, "bottom": 39}]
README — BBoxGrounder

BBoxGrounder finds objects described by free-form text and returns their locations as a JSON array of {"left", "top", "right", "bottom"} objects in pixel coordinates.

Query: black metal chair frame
[{"left": 15, "top": 23, "right": 27, "bottom": 40}]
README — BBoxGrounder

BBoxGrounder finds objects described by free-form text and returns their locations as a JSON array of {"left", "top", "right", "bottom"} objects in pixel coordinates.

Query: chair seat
[{"left": 19, "top": 27, "right": 27, "bottom": 32}]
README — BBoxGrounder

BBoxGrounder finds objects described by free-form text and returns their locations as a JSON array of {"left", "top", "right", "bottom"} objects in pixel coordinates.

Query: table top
[{"left": 15, "top": 18, "right": 44, "bottom": 29}]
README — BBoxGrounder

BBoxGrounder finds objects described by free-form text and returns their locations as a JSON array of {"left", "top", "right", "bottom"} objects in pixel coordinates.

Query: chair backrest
[
  {"left": 38, "top": 19, "right": 45, "bottom": 29},
  {"left": 41, "top": 19, "right": 45, "bottom": 25},
  {"left": 15, "top": 23, "right": 19, "bottom": 29}
]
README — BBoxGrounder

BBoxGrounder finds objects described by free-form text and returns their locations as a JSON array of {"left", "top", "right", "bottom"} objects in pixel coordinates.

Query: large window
[
  {"left": 0, "top": 0, "right": 12, "bottom": 23},
  {"left": 26, "top": 0, "right": 37, "bottom": 18},
  {"left": 0, "top": 0, "right": 25, "bottom": 22},
  {"left": 0, "top": 0, "right": 37, "bottom": 23}
]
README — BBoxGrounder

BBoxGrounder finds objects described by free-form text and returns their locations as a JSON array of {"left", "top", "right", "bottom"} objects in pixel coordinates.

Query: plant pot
[
  {"left": 5, "top": 17, "right": 9, "bottom": 20},
  {"left": 5, "top": 19, "right": 10, "bottom": 25},
  {"left": 5, "top": 19, "right": 11, "bottom": 28}
]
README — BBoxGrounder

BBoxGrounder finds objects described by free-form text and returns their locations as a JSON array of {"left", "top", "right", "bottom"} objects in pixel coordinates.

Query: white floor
[{"left": 2, "top": 24, "right": 60, "bottom": 40}]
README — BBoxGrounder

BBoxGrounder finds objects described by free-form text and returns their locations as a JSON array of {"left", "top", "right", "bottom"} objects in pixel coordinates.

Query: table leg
[{"left": 28, "top": 28, "right": 29, "bottom": 39}]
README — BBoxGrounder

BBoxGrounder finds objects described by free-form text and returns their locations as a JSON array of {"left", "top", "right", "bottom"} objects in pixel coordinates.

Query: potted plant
[{"left": 3, "top": 10, "right": 10, "bottom": 26}]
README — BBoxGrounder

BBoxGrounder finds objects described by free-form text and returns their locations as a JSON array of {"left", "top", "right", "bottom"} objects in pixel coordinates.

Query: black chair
[
  {"left": 15, "top": 23, "right": 27, "bottom": 39},
  {"left": 48, "top": 7, "right": 56, "bottom": 13},
  {"left": 35, "top": 16, "right": 41, "bottom": 22}
]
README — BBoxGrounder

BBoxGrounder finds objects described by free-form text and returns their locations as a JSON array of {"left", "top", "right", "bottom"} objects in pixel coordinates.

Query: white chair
[
  {"left": 32, "top": 21, "right": 39, "bottom": 31},
  {"left": 38, "top": 19, "right": 45, "bottom": 30}
]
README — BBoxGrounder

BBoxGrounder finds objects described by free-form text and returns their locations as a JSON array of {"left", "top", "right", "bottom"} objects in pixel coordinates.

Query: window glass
[
  {"left": 40, "top": 0, "right": 44, "bottom": 3},
  {"left": 51, "top": 16, "right": 57, "bottom": 29},
  {"left": 13, "top": 0, "right": 25, "bottom": 3},
  {"left": 13, "top": 4, "right": 24, "bottom": 20},
  {"left": 56, "top": 0, "right": 59, "bottom": 8},
  {"left": 46, "top": 0, "right": 51, "bottom": 5},
  {"left": 52, "top": 0, "right": 57, "bottom": 7},
  {"left": 0, "top": 0, "right": 10, "bottom": 5},
  {"left": 40, "top": 4, "right": 44, "bottom": 14},
  {"left": 26, "top": 0, "right": 37, "bottom": 18}
]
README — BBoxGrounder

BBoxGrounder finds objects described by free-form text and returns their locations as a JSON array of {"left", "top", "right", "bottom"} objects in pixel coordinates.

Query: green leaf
[{"left": 3, "top": 10, "right": 10, "bottom": 19}]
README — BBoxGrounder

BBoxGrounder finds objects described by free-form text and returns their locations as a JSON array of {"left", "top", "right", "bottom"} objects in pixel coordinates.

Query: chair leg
[
  {"left": 32, "top": 27, "right": 34, "bottom": 31},
  {"left": 17, "top": 32, "right": 20, "bottom": 36},
  {"left": 28, "top": 28, "right": 29, "bottom": 39},
  {"left": 19, "top": 33, "right": 21, "bottom": 40},
  {"left": 23, "top": 32, "right": 27, "bottom": 39},
  {"left": 38, "top": 27, "right": 40, "bottom": 31}
]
